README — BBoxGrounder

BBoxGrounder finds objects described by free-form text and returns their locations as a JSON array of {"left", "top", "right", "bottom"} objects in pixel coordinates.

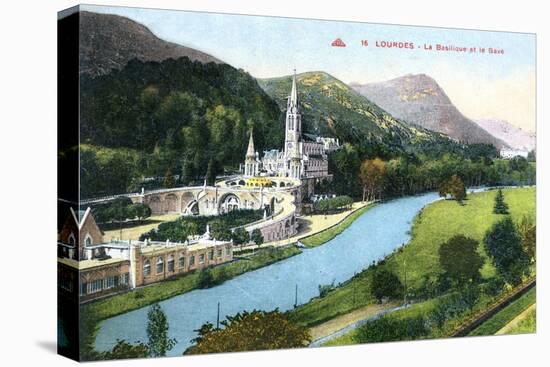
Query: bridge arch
[
  {"left": 183, "top": 200, "right": 200, "bottom": 216},
  {"left": 218, "top": 193, "right": 241, "bottom": 214}
]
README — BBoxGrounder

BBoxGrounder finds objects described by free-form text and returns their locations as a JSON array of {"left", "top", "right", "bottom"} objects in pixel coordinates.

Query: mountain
[
  {"left": 474, "top": 119, "right": 535, "bottom": 152},
  {"left": 258, "top": 72, "right": 458, "bottom": 155},
  {"left": 351, "top": 74, "right": 508, "bottom": 149},
  {"left": 79, "top": 11, "right": 221, "bottom": 77}
]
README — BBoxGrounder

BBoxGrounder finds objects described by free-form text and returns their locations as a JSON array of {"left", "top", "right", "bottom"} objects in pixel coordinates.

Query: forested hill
[
  {"left": 257, "top": 71, "right": 461, "bottom": 157},
  {"left": 79, "top": 57, "right": 284, "bottom": 198}
]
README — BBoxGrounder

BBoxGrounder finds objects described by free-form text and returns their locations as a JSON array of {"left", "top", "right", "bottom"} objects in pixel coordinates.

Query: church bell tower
[{"left": 284, "top": 70, "right": 302, "bottom": 179}]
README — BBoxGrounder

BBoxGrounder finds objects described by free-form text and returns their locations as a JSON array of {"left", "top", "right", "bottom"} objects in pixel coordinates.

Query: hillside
[
  {"left": 258, "top": 72, "right": 457, "bottom": 154},
  {"left": 351, "top": 74, "right": 508, "bottom": 149},
  {"left": 79, "top": 57, "right": 283, "bottom": 198},
  {"left": 475, "top": 119, "right": 535, "bottom": 151},
  {"left": 79, "top": 11, "right": 221, "bottom": 77}
]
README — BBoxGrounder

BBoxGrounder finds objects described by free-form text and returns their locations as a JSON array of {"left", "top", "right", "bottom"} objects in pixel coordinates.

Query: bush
[
  {"left": 356, "top": 315, "right": 429, "bottom": 343},
  {"left": 197, "top": 268, "right": 214, "bottom": 289},
  {"left": 318, "top": 281, "right": 336, "bottom": 298}
]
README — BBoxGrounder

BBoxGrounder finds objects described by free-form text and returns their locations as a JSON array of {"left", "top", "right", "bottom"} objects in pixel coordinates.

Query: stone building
[
  {"left": 241, "top": 70, "right": 336, "bottom": 193},
  {"left": 57, "top": 209, "right": 233, "bottom": 302}
]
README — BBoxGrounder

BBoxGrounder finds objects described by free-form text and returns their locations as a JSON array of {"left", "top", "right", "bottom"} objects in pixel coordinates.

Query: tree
[
  {"left": 438, "top": 174, "right": 466, "bottom": 203},
  {"left": 371, "top": 268, "right": 403, "bottom": 302},
  {"left": 100, "top": 340, "right": 149, "bottom": 360},
  {"left": 205, "top": 158, "right": 217, "bottom": 186},
  {"left": 132, "top": 203, "right": 152, "bottom": 224},
  {"left": 359, "top": 158, "right": 386, "bottom": 202},
  {"left": 493, "top": 189, "right": 509, "bottom": 214},
  {"left": 517, "top": 215, "right": 536, "bottom": 262},
  {"left": 181, "top": 158, "right": 194, "bottom": 185},
  {"left": 250, "top": 228, "right": 264, "bottom": 246},
  {"left": 232, "top": 227, "right": 250, "bottom": 249},
  {"left": 438, "top": 235, "right": 483, "bottom": 286},
  {"left": 184, "top": 310, "right": 310, "bottom": 354},
  {"left": 484, "top": 217, "right": 530, "bottom": 284},
  {"left": 146, "top": 303, "right": 176, "bottom": 357},
  {"left": 163, "top": 168, "right": 175, "bottom": 188}
]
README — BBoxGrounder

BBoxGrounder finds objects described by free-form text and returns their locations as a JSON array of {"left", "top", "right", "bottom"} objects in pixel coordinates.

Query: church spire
[
  {"left": 289, "top": 69, "right": 298, "bottom": 108},
  {"left": 246, "top": 128, "right": 255, "bottom": 158}
]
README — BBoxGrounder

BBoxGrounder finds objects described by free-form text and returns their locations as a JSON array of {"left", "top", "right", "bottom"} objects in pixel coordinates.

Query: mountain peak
[
  {"left": 79, "top": 11, "right": 222, "bottom": 77},
  {"left": 352, "top": 74, "right": 507, "bottom": 149}
]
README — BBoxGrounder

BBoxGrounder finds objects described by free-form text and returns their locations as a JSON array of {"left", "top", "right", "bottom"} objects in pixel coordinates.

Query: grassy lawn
[
  {"left": 383, "top": 187, "right": 536, "bottom": 292},
  {"left": 505, "top": 307, "right": 536, "bottom": 335},
  {"left": 82, "top": 246, "right": 301, "bottom": 322},
  {"left": 468, "top": 286, "right": 536, "bottom": 336},
  {"left": 290, "top": 188, "right": 536, "bottom": 329},
  {"left": 102, "top": 213, "right": 181, "bottom": 241},
  {"left": 301, "top": 203, "right": 376, "bottom": 248}
]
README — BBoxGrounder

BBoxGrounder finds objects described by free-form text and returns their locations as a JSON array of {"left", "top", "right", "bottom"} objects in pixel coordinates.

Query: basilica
[{"left": 243, "top": 71, "right": 338, "bottom": 184}]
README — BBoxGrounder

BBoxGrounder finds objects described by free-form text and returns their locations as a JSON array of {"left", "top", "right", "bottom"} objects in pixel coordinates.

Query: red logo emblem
[{"left": 331, "top": 38, "right": 346, "bottom": 47}]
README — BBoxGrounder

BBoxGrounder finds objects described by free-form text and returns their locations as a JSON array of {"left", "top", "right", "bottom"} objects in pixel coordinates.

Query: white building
[
  {"left": 243, "top": 70, "right": 337, "bottom": 181},
  {"left": 500, "top": 149, "right": 529, "bottom": 159}
]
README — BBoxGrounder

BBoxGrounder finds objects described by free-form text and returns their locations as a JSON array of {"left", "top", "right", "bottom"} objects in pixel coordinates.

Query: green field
[
  {"left": 383, "top": 187, "right": 536, "bottom": 292},
  {"left": 506, "top": 308, "right": 536, "bottom": 334},
  {"left": 301, "top": 203, "right": 376, "bottom": 248},
  {"left": 290, "top": 187, "right": 536, "bottom": 330},
  {"left": 469, "top": 286, "right": 536, "bottom": 336}
]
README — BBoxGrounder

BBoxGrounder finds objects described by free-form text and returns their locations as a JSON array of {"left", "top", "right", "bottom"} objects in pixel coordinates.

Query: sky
[{"left": 83, "top": 5, "right": 536, "bottom": 133}]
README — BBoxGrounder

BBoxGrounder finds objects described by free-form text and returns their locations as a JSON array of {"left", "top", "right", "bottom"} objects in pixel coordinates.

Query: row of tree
[
  {"left": 139, "top": 209, "right": 265, "bottom": 246},
  {"left": 329, "top": 145, "right": 535, "bottom": 202}
]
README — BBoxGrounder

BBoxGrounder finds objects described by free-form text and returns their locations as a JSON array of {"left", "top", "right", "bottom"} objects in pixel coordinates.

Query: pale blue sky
[{"left": 82, "top": 5, "right": 536, "bottom": 132}]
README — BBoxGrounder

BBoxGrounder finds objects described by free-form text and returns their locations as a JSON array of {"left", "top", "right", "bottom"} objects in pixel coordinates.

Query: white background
[{"left": 0, "top": 0, "right": 546, "bottom": 366}]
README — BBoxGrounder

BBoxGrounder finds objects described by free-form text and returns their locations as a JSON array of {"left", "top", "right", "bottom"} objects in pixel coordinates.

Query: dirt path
[
  {"left": 308, "top": 302, "right": 401, "bottom": 346},
  {"left": 496, "top": 303, "right": 536, "bottom": 335}
]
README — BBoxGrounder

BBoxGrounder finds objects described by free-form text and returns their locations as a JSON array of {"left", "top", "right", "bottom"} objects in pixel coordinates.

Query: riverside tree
[
  {"left": 359, "top": 158, "right": 386, "bottom": 202},
  {"left": 371, "top": 268, "right": 403, "bottom": 302},
  {"left": 184, "top": 310, "right": 310, "bottom": 354},
  {"left": 438, "top": 235, "right": 483, "bottom": 286},
  {"left": 146, "top": 303, "right": 176, "bottom": 357},
  {"left": 484, "top": 217, "right": 530, "bottom": 285},
  {"left": 438, "top": 174, "right": 466, "bottom": 203},
  {"left": 493, "top": 189, "right": 509, "bottom": 214}
]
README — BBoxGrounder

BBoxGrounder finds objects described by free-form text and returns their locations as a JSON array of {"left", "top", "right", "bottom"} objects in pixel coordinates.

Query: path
[
  {"left": 495, "top": 303, "right": 536, "bottom": 335},
  {"left": 238, "top": 201, "right": 370, "bottom": 251},
  {"left": 309, "top": 303, "right": 408, "bottom": 347}
]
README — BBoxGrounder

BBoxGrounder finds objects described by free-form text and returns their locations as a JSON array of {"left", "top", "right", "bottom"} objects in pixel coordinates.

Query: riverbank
[
  {"left": 300, "top": 202, "right": 376, "bottom": 248},
  {"left": 289, "top": 187, "right": 535, "bottom": 340}
]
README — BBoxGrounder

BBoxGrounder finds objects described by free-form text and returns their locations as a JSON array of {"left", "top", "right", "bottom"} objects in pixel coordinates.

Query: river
[{"left": 93, "top": 191, "right": 446, "bottom": 355}]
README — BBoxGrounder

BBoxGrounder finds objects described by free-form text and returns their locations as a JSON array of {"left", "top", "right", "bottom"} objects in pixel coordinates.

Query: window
[
  {"left": 208, "top": 250, "right": 214, "bottom": 261},
  {"left": 106, "top": 276, "right": 116, "bottom": 289},
  {"left": 80, "top": 282, "right": 87, "bottom": 296},
  {"left": 156, "top": 257, "right": 164, "bottom": 274},
  {"left": 68, "top": 233, "right": 76, "bottom": 245},
  {"left": 84, "top": 233, "right": 93, "bottom": 246},
  {"left": 120, "top": 273, "right": 129, "bottom": 285},
  {"left": 167, "top": 255, "right": 175, "bottom": 272},
  {"left": 199, "top": 254, "right": 205, "bottom": 264},
  {"left": 217, "top": 248, "right": 223, "bottom": 258},
  {"left": 143, "top": 260, "right": 151, "bottom": 277},
  {"left": 88, "top": 279, "right": 103, "bottom": 294},
  {"left": 189, "top": 255, "right": 195, "bottom": 266},
  {"left": 179, "top": 254, "right": 185, "bottom": 268}
]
